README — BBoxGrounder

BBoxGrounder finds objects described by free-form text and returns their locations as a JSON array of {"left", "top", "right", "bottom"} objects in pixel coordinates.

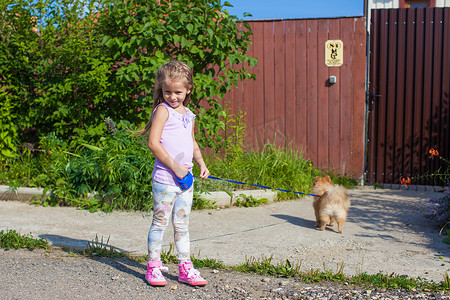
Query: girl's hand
[
  {"left": 198, "top": 165, "right": 210, "bottom": 179},
  {"left": 174, "top": 164, "right": 189, "bottom": 179}
]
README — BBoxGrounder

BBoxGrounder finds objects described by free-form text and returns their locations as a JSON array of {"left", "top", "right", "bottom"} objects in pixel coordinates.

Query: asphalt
[{"left": 1, "top": 186, "right": 449, "bottom": 283}]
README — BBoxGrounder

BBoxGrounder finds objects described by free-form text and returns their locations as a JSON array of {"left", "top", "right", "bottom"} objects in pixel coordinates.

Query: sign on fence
[{"left": 325, "top": 40, "right": 343, "bottom": 67}]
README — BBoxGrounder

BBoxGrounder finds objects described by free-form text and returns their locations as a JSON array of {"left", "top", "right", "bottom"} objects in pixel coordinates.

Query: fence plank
[
  {"left": 351, "top": 17, "right": 367, "bottom": 177},
  {"left": 263, "top": 21, "right": 275, "bottom": 144},
  {"left": 328, "top": 19, "right": 341, "bottom": 172},
  {"left": 274, "top": 21, "right": 286, "bottom": 146},
  {"left": 285, "top": 21, "right": 297, "bottom": 146},
  {"left": 412, "top": 8, "right": 425, "bottom": 180},
  {"left": 317, "top": 19, "right": 330, "bottom": 168},
  {"left": 252, "top": 22, "right": 265, "bottom": 148},
  {"left": 295, "top": 20, "right": 308, "bottom": 153},
  {"left": 306, "top": 19, "right": 319, "bottom": 165}
]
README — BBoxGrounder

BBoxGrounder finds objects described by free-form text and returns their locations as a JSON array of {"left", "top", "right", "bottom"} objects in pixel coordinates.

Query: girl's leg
[
  {"left": 147, "top": 181, "right": 177, "bottom": 261},
  {"left": 172, "top": 187, "right": 193, "bottom": 263},
  {"left": 171, "top": 187, "right": 208, "bottom": 286}
]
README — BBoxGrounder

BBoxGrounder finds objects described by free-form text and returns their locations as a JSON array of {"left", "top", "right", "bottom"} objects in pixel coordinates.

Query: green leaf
[{"left": 82, "top": 144, "right": 103, "bottom": 152}]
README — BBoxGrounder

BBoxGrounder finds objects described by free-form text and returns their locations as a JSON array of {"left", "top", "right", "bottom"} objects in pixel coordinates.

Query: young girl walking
[{"left": 142, "top": 61, "right": 210, "bottom": 286}]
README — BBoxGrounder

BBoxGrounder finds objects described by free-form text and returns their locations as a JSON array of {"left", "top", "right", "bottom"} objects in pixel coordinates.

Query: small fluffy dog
[{"left": 311, "top": 176, "right": 350, "bottom": 233}]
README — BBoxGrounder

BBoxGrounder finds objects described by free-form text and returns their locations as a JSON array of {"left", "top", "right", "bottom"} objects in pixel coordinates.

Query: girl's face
[{"left": 161, "top": 79, "right": 190, "bottom": 110}]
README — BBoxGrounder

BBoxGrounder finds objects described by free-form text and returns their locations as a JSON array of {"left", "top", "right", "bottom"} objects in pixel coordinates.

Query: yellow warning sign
[{"left": 325, "top": 40, "right": 343, "bottom": 67}]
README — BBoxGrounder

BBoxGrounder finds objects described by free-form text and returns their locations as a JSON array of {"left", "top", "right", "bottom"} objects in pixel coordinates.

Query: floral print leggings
[{"left": 148, "top": 180, "right": 193, "bottom": 263}]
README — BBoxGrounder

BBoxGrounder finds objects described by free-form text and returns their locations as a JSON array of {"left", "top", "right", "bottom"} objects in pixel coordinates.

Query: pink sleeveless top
[{"left": 152, "top": 102, "right": 196, "bottom": 187}]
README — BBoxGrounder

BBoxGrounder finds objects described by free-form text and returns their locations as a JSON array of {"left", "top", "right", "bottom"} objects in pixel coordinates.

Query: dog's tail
[{"left": 326, "top": 185, "right": 350, "bottom": 209}]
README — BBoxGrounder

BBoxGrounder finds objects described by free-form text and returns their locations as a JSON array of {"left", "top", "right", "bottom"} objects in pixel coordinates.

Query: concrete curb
[
  {"left": 0, "top": 185, "right": 50, "bottom": 202},
  {"left": 0, "top": 185, "right": 277, "bottom": 207},
  {"left": 199, "top": 189, "right": 278, "bottom": 207}
]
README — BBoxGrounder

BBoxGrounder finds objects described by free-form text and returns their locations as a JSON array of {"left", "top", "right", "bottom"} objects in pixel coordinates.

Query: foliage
[
  {"left": 96, "top": 0, "right": 257, "bottom": 150},
  {"left": 197, "top": 142, "right": 323, "bottom": 200},
  {"left": 160, "top": 243, "right": 178, "bottom": 264},
  {"left": 0, "top": 0, "right": 257, "bottom": 156},
  {"left": 234, "top": 194, "right": 268, "bottom": 207},
  {"left": 0, "top": 95, "right": 18, "bottom": 158},
  {"left": 405, "top": 149, "right": 450, "bottom": 241},
  {"left": 401, "top": 148, "right": 449, "bottom": 187},
  {"left": 220, "top": 104, "right": 247, "bottom": 159},
  {"left": 84, "top": 234, "right": 125, "bottom": 258},
  {"left": 442, "top": 229, "right": 450, "bottom": 245},
  {"left": 192, "top": 193, "right": 218, "bottom": 210},
  {"left": 2, "top": 123, "right": 155, "bottom": 212},
  {"left": 0, "top": 229, "right": 49, "bottom": 250},
  {"left": 234, "top": 255, "right": 448, "bottom": 291},
  {"left": 426, "top": 191, "right": 450, "bottom": 232},
  {"left": 160, "top": 243, "right": 226, "bottom": 269},
  {"left": 1, "top": 132, "right": 356, "bottom": 212},
  {"left": 191, "top": 255, "right": 226, "bottom": 269},
  {"left": 0, "top": 0, "right": 109, "bottom": 149},
  {"left": 42, "top": 129, "right": 154, "bottom": 212},
  {"left": 347, "top": 271, "right": 445, "bottom": 291},
  {"left": 233, "top": 255, "right": 302, "bottom": 278}
]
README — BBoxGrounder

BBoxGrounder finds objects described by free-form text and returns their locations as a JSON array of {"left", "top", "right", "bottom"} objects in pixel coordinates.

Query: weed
[
  {"left": 84, "top": 235, "right": 124, "bottom": 258},
  {"left": 192, "top": 192, "right": 218, "bottom": 210},
  {"left": 233, "top": 255, "right": 301, "bottom": 278},
  {"left": 444, "top": 272, "right": 450, "bottom": 289},
  {"left": 442, "top": 228, "right": 450, "bottom": 245},
  {"left": 232, "top": 255, "right": 448, "bottom": 292},
  {"left": 160, "top": 243, "right": 178, "bottom": 264},
  {"left": 427, "top": 191, "right": 450, "bottom": 228},
  {"left": 191, "top": 250, "right": 226, "bottom": 269},
  {"left": 234, "top": 194, "right": 268, "bottom": 207},
  {"left": 0, "top": 229, "right": 49, "bottom": 251},
  {"left": 159, "top": 243, "right": 226, "bottom": 269},
  {"left": 372, "top": 182, "right": 385, "bottom": 189}
]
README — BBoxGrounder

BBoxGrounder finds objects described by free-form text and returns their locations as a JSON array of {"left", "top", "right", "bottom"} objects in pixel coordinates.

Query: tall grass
[
  {"left": 198, "top": 144, "right": 321, "bottom": 199},
  {"left": 196, "top": 142, "right": 356, "bottom": 200}
]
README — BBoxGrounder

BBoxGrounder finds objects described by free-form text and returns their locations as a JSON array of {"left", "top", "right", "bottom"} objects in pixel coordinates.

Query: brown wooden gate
[{"left": 367, "top": 7, "right": 450, "bottom": 185}]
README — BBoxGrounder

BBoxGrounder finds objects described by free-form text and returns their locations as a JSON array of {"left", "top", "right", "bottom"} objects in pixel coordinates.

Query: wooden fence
[{"left": 224, "top": 17, "right": 367, "bottom": 179}]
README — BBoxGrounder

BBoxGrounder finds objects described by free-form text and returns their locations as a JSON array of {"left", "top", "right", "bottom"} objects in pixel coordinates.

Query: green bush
[
  {"left": 2, "top": 124, "right": 155, "bottom": 212},
  {"left": 0, "top": 0, "right": 257, "bottom": 156}
]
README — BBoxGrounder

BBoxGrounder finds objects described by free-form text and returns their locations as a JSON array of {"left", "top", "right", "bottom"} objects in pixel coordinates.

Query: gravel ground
[{"left": 1, "top": 248, "right": 448, "bottom": 300}]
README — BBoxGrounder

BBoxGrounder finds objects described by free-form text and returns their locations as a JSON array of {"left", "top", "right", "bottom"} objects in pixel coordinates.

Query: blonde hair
[{"left": 135, "top": 61, "right": 194, "bottom": 136}]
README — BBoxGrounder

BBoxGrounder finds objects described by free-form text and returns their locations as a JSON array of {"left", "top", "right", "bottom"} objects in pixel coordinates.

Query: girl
[{"left": 143, "top": 61, "right": 210, "bottom": 286}]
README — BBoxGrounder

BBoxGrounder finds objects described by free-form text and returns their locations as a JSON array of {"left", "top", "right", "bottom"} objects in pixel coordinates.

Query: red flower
[
  {"left": 429, "top": 148, "right": 439, "bottom": 158},
  {"left": 400, "top": 176, "right": 412, "bottom": 187}
]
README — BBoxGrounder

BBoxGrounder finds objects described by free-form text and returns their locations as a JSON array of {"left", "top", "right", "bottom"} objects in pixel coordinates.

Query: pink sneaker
[
  {"left": 145, "top": 261, "right": 168, "bottom": 286},
  {"left": 178, "top": 261, "right": 208, "bottom": 286}
]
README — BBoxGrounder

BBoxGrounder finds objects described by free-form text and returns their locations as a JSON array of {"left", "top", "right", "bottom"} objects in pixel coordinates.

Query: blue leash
[{"left": 195, "top": 175, "right": 319, "bottom": 197}]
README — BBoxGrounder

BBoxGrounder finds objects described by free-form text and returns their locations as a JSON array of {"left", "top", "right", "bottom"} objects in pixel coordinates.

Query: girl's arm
[
  {"left": 192, "top": 120, "right": 210, "bottom": 179},
  {"left": 148, "top": 105, "right": 188, "bottom": 179}
]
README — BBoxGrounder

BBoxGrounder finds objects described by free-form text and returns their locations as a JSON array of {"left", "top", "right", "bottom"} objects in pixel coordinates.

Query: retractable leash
[{"left": 191, "top": 175, "right": 319, "bottom": 197}]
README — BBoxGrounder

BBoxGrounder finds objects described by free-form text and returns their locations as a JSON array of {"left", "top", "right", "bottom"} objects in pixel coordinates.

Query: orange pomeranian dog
[{"left": 311, "top": 176, "right": 350, "bottom": 233}]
